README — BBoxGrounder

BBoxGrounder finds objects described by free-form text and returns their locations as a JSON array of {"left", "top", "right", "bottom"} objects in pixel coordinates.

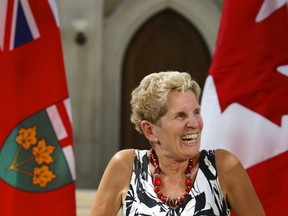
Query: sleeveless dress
[{"left": 122, "top": 149, "right": 231, "bottom": 216}]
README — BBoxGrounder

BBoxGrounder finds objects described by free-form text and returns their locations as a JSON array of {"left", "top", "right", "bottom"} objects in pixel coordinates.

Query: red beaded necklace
[{"left": 149, "top": 149, "right": 193, "bottom": 207}]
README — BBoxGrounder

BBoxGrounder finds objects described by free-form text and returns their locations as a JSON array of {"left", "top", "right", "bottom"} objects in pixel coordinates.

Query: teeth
[{"left": 181, "top": 134, "right": 197, "bottom": 140}]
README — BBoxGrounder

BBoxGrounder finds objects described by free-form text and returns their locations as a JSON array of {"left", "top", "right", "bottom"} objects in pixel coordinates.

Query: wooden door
[{"left": 121, "top": 9, "right": 211, "bottom": 150}]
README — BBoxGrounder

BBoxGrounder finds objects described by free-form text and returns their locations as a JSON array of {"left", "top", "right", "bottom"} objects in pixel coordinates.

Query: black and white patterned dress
[{"left": 122, "top": 149, "right": 231, "bottom": 216}]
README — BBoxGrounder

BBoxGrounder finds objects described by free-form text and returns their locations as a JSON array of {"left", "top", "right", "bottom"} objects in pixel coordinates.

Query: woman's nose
[{"left": 186, "top": 116, "right": 199, "bottom": 128}]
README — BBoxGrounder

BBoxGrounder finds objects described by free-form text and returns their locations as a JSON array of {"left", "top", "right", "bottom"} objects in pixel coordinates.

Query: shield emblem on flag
[{"left": 0, "top": 100, "right": 74, "bottom": 192}]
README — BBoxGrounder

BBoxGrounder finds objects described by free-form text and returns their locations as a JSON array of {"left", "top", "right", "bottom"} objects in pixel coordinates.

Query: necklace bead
[
  {"left": 153, "top": 177, "right": 161, "bottom": 186},
  {"left": 149, "top": 149, "right": 193, "bottom": 207}
]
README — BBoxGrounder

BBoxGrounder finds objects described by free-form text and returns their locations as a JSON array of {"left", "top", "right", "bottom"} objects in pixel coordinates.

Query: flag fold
[
  {"left": 0, "top": 0, "right": 76, "bottom": 215},
  {"left": 201, "top": 0, "right": 288, "bottom": 214}
]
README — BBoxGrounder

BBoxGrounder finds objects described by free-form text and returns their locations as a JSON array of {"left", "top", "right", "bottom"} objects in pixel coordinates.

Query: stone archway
[
  {"left": 101, "top": 0, "right": 221, "bottom": 158},
  {"left": 121, "top": 9, "right": 211, "bottom": 150}
]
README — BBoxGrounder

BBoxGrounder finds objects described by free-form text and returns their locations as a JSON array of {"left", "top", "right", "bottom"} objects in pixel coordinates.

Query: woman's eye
[
  {"left": 175, "top": 112, "right": 187, "bottom": 119},
  {"left": 194, "top": 109, "right": 201, "bottom": 116}
]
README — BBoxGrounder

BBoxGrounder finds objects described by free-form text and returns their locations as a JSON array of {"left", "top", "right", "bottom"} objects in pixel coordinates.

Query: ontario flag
[
  {"left": 201, "top": 0, "right": 288, "bottom": 215},
  {"left": 0, "top": 0, "right": 76, "bottom": 215}
]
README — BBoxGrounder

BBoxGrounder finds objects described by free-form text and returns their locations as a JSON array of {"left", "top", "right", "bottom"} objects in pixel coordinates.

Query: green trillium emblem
[{"left": 0, "top": 110, "right": 73, "bottom": 192}]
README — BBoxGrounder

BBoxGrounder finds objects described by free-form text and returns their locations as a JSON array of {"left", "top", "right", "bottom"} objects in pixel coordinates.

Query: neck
[
  {"left": 149, "top": 148, "right": 194, "bottom": 207},
  {"left": 158, "top": 159, "right": 188, "bottom": 176},
  {"left": 151, "top": 149, "right": 200, "bottom": 172}
]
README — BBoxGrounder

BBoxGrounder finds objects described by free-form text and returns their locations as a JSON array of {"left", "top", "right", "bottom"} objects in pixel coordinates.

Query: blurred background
[{"left": 56, "top": 0, "right": 223, "bottom": 190}]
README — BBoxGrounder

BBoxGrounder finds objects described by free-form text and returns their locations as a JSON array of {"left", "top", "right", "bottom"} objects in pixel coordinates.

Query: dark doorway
[{"left": 121, "top": 9, "right": 211, "bottom": 150}]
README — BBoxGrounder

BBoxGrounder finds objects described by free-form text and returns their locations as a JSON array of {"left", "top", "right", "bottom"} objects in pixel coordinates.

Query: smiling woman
[
  {"left": 91, "top": 71, "right": 265, "bottom": 216},
  {"left": 142, "top": 90, "right": 202, "bottom": 161}
]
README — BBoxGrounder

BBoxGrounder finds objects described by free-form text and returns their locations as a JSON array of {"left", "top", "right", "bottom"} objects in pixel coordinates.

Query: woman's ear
[{"left": 141, "top": 120, "right": 156, "bottom": 142}]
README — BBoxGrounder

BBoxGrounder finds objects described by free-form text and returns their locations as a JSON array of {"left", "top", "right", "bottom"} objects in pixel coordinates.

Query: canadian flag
[{"left": 201, "top": 0, "right": 288, "bottom": 215}]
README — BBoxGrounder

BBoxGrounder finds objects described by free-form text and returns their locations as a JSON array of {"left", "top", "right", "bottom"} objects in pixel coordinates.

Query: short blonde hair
[{"left": 130, "top": 71, "right": 201, "bottom": 134}]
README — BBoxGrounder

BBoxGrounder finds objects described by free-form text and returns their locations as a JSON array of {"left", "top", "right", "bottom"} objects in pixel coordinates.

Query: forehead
[{"left": 166, "top": 90, "right": 199, "bottom": 110}]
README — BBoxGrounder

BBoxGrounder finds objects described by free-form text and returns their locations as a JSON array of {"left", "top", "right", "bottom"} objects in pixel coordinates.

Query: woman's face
[{"left": 153, "top": 90, "right": 203, "bottom": 160}]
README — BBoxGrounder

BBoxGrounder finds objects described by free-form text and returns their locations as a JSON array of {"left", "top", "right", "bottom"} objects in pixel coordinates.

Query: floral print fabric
[{"left": 122, "top": 149, "right": 230, "bottom": 216}]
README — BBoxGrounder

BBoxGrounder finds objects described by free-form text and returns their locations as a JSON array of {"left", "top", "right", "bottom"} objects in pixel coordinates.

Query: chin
[{"left": 183, "top": 145, "right": 200, "bottom": 156}]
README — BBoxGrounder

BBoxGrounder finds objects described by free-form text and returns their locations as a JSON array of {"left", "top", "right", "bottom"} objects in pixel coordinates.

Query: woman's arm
[
  {"left": 90, "top": 149, "right": 135, "bottom": 216},
  {"left": 216, "top": 149, "right": 266, "bottom": 216}
]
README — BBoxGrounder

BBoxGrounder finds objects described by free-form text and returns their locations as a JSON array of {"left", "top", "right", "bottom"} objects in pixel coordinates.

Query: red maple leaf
[{"left": 210, "top": 0, "right": 288, "bottom": 126}]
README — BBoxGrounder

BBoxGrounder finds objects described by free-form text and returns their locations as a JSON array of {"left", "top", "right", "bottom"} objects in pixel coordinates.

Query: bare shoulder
[
  {"left": 102, "top": 149, "right": 135, "bottom": 190},
  {"left": 107, "top": 149, "right": 135, "bottom": 178},
  {"left": 214, "top": 149, "right": 241, "bottom": 175},
  {"left": 110, "top": 149, "right": 135, "bottom": 166},
  {"left": 214, "top": 149, "right": 243, "bottom": 202},
  {"left": 91, "top": 149, "right": 135, "bottom": 216},
  {"left": 214, "top": 149, "right": 266, "bottom": 215}
]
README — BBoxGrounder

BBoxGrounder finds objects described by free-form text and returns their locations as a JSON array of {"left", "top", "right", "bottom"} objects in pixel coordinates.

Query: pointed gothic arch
[{"left": 100, "top": 0, "right": 221, "bottom": 157}]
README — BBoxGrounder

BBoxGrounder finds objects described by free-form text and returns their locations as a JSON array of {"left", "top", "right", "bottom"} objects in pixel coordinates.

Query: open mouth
[{"left": 181, "top": 134, "right": 197, "bottom": 142}]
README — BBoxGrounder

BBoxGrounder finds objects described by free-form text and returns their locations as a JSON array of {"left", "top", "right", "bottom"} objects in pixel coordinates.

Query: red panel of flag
[
  {"left": 201, "top": 0, "right": 288, "bottom": 215},
  {"left": 0, "top": 0, "right": 76, "bottom": 215}
]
